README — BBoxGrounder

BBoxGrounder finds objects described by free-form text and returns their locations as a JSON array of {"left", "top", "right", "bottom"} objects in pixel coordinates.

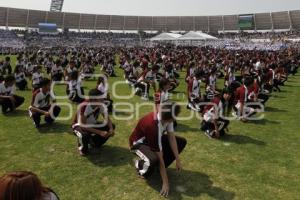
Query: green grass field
[{"left": 0, "top": 55, "right": 300, "bottom": 200}]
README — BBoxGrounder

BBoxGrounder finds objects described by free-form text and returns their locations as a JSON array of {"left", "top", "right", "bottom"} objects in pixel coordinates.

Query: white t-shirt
[
  {"left": 32, "top": 89, "right": 53, "bottom": 108},
  {"left": 68, "top": 79, "right": 82, "bottom": 94},
  {"left": 157, "top": 113, "right": 174, "bottom": 151},
  {"left": 32, "top": 72, "right": 43, "bottom": 85},
  {"left": 83, "top": 104, "right": 106, "bottom": 125},
  {"left": 15, "top": 72, "right": 26, "bottom": 83},
  {"left": 97, "top": 83, "right": 108, "bottom": 98},
  {"left": 0, "top": 83, "right": 15, "bottom": 96},
  {"left": 51, "top": 65, "right": 63, "bottom": 75},
  {"left": 191, "top": 78, "right": 201, "bottom": 98}
]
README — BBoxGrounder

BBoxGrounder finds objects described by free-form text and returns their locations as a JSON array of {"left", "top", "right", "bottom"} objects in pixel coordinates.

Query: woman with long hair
[{"left": 0, "top": 171, "right": 59, "bottom": 200}]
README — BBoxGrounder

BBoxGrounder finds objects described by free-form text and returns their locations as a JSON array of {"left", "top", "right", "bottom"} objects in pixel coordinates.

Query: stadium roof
[
  {"left": 149, "top": 33, "right": 182, "bottom": 41},
  {"left": 179, "top": 31, "right": 218, "bottom": 40}
]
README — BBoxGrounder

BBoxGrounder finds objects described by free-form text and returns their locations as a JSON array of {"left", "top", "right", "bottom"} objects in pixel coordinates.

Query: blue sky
[{"left": 1, "top": 0, "right": 300, "bottom": 16}]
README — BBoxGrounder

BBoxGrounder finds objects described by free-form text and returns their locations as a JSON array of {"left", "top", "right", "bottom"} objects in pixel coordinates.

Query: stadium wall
[{"left": 0, "top": 7, "right": 299, "bottom": 32}]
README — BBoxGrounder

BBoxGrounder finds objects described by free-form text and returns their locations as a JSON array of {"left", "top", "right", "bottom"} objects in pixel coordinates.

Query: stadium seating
[
  {"left": 255, "top": 13, "right": 272, "bottom": 30},
  {"left": 0, "top": 7, "right": 300, "bottom": 32},
  {"left": 290, "top": 10, "right": 300, "bottom": 30}
]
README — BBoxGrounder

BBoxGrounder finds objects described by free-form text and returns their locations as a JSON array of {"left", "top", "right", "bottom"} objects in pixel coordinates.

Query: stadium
[{"left": 0, "top": 0, "right": 300, "bottom": 199}]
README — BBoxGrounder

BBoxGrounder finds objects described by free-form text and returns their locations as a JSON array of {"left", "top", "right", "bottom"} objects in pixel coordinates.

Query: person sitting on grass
[
  {"left": 129, "top": 102, "right": 187, "bottom": 198},
  {"left": 233, "top": 77, "right": 259, "bottom": 122},
  {"left": 164, "top": 64, "right": 179, "bottom": 92},
  {"left": 0, "top": 75, "right": 25, "bottom": 114},
  {"left": 187, "top": 69, "right": 204, "bottom": 112},
  {"left": 29, "top": 78, "right": 61, "bottom": 128},
  {"left": 154, "top": 78, "right": 171, "bottom": 112},
  {"left": 72, "top": 89, "right": 116, "bottom": 156},
  {"left": 32, "top": 65, "right": 44, "bottom": 92},
  {"left": 67, "top": 71, "right": 85, "bottom": 104},
  {"left": 135, "top": 65, "right": 160, "bottom": 100},
  {"left": 14, "top": 64, "right": 28, "bottom": 91},
  {"left": 97, "top": 76, "right": 113, "bottom": 113},
  {"left": 0, "top": 171, "right": 59, "bottom": 200},
  {"left": 51, "top": 60, "right": 64, "bottom": 82},
  {"left": 201, "top": 88, "right": 231, "bottom": 139}
]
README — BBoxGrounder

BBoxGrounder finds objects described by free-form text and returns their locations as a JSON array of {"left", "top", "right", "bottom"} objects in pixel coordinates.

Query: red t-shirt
[{"left": 234, "top": 86, "right": 247, "bottom": 105}]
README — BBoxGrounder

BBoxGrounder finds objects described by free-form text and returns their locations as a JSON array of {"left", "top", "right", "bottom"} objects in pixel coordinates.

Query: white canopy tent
[
  {"left": 178, "top": 31, "right": 218, "bottom": 41},
  {"left": 149, "top": 32, "right": 182, "bottom": 41}
]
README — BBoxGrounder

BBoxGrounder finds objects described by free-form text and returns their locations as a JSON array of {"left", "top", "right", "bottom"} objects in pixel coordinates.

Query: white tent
[
  {"left": 178, "top": 31, "right": 218, "bottom": 41},
  {"left": 149, "top": 32, "right": 182, "bottom": 41}
]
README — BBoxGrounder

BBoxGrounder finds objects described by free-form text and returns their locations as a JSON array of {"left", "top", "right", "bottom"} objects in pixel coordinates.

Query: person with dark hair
[
  {"left": 187, "top": 69, "right": 204, "bottom": 112},
  {"left": 135, "top": 65, "right": 160, "bottom": 100},
  {"left": 205, "top": 68, "right": 219, "bottom": 100},
  {"left": 3, "top": 56, "right": 12, "bottom": 75},
  {"left": 14, "top": 64, "right": 28, "bottom": 91},
  {"left": 0, "top": 75, "right": 25, "bottom": 114},
  {"left": 67, "top": 71, "right": 84, "bottom": 104},
  {"left": 72, "top": 89, "right": 116, "bottom": 156},
  {"left": 32, "top": 65, "right": 44, "bottom": 92},
  {"left": 29, "top": 78, "right": 61, "bottom": 128},
  {"left": 51, "top": 60, "right": 64, "bottom": 82},
  {"left": 129, "top": 102, "right": 186, "bottom": 198},
  {"left": 185, "top": 62, "right": 196, "bottom": 83},
  {"left": 97, "top": 76, "right": 113, "bottom": 113},
  {"left": 248, "top": 77, "right": 269, "bottom": 106},
  {"left": 0, "top": 171, "right": 59, "bottom": 200},
  {"left": 164, "top": 64, "right": 179, "bottom": 92},
  {"left": 233, "top": 77, "right": 258, "bottom": 122},
  {"left": 64, "top": 60, "right": 78, "bottom": 81},
  {"left": 201, "top": 89, "right": 231, "bottom": 139},
  {"left": 154, "top": 78, "right": 170, "bottom": 112}
]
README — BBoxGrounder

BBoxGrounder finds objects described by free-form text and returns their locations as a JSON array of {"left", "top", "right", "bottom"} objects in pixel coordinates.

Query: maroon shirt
[
  {"left": 234, "top": 85, "right": 247, "bottom": 105},
  {"left": 129, "top": 112, "right": 160, "bottom": 152}
]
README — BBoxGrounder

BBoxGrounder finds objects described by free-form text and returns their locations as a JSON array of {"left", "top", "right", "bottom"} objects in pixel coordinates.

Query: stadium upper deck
[{"left": 0, "top": 7, "right": 300, "bottom": 32}]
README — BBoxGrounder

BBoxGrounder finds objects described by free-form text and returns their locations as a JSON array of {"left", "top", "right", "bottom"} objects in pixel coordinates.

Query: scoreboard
[
  {"left": 38, "top": 23, "right": 58, "bottom": 34},
  {"left": 239, "top": 15, "right": 254, "bottom": 30}
]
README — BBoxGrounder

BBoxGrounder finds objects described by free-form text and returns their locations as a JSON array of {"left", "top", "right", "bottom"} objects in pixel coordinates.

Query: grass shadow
[
  {"left": 221, "top": 134, "right": 266, "bottom": 146},
  {"left": 146, "top": 169, "right": 235, "bottom": 200},
  {"left": 246, "top": 119, "right": 280, "bottom": 125},
  {"left": 271, "top": 95, "right": 286, "bottom": 99},
  {"left": 265, "top": 107, "right": 287, "bottom": 113},
  {"left": 2, "top": 109, "right": 28, "bottom": 117},
  {"left": 87, "top": 145, "right": 131, "bottom": 167},
  {"left": 176, "top": 123, "right": 200, "bottom": 132},
  {"left": 37, "top": 122, "right": 71, "bottom": 134}
]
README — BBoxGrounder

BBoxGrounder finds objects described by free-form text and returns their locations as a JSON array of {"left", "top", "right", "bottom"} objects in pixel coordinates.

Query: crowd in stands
[{"left": 1, "top": 29, "right": 300, "bottom": 51}]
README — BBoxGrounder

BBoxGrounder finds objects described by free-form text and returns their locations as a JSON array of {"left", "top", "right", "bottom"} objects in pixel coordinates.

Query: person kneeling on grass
[
  {"left": 0, "top": 75, "right": 25, "bottom": 114},
  {"left": 129, "top": 102, "right": 187, "bottom": 198},
  {"left": 72, "top": 89, "right": 116, "bottom": 156},
  {"left": 67, "top": 71, "right": 85, "bottom": 104},
  {"left": 29, "top": 78, "right": 61, "bottom": 128},
  {"left": 201, "top": 89, "right": 231, "bottom": 139}
]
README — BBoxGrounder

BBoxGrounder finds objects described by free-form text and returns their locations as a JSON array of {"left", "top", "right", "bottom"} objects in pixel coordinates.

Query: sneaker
[
  {"left": 204, "top": 130, "right": 213, "bottom": 139},
  {"left": 232, "top": 111, "right": 237, "bottom": 118},
  {"left": 135, "top": 88, "right": 142, "bottom": 96},
  {"left": 34, "top": 122, "right": 40, "bottom": 129},
  {"left": 78, "top": 149, "right": 87, "bottom": 156},
  {"left": 186, "top": 104, "right": 191, "bottom": 110},
  {"left": 141, "top": 95, "right": 149, "bottom": 101}
]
